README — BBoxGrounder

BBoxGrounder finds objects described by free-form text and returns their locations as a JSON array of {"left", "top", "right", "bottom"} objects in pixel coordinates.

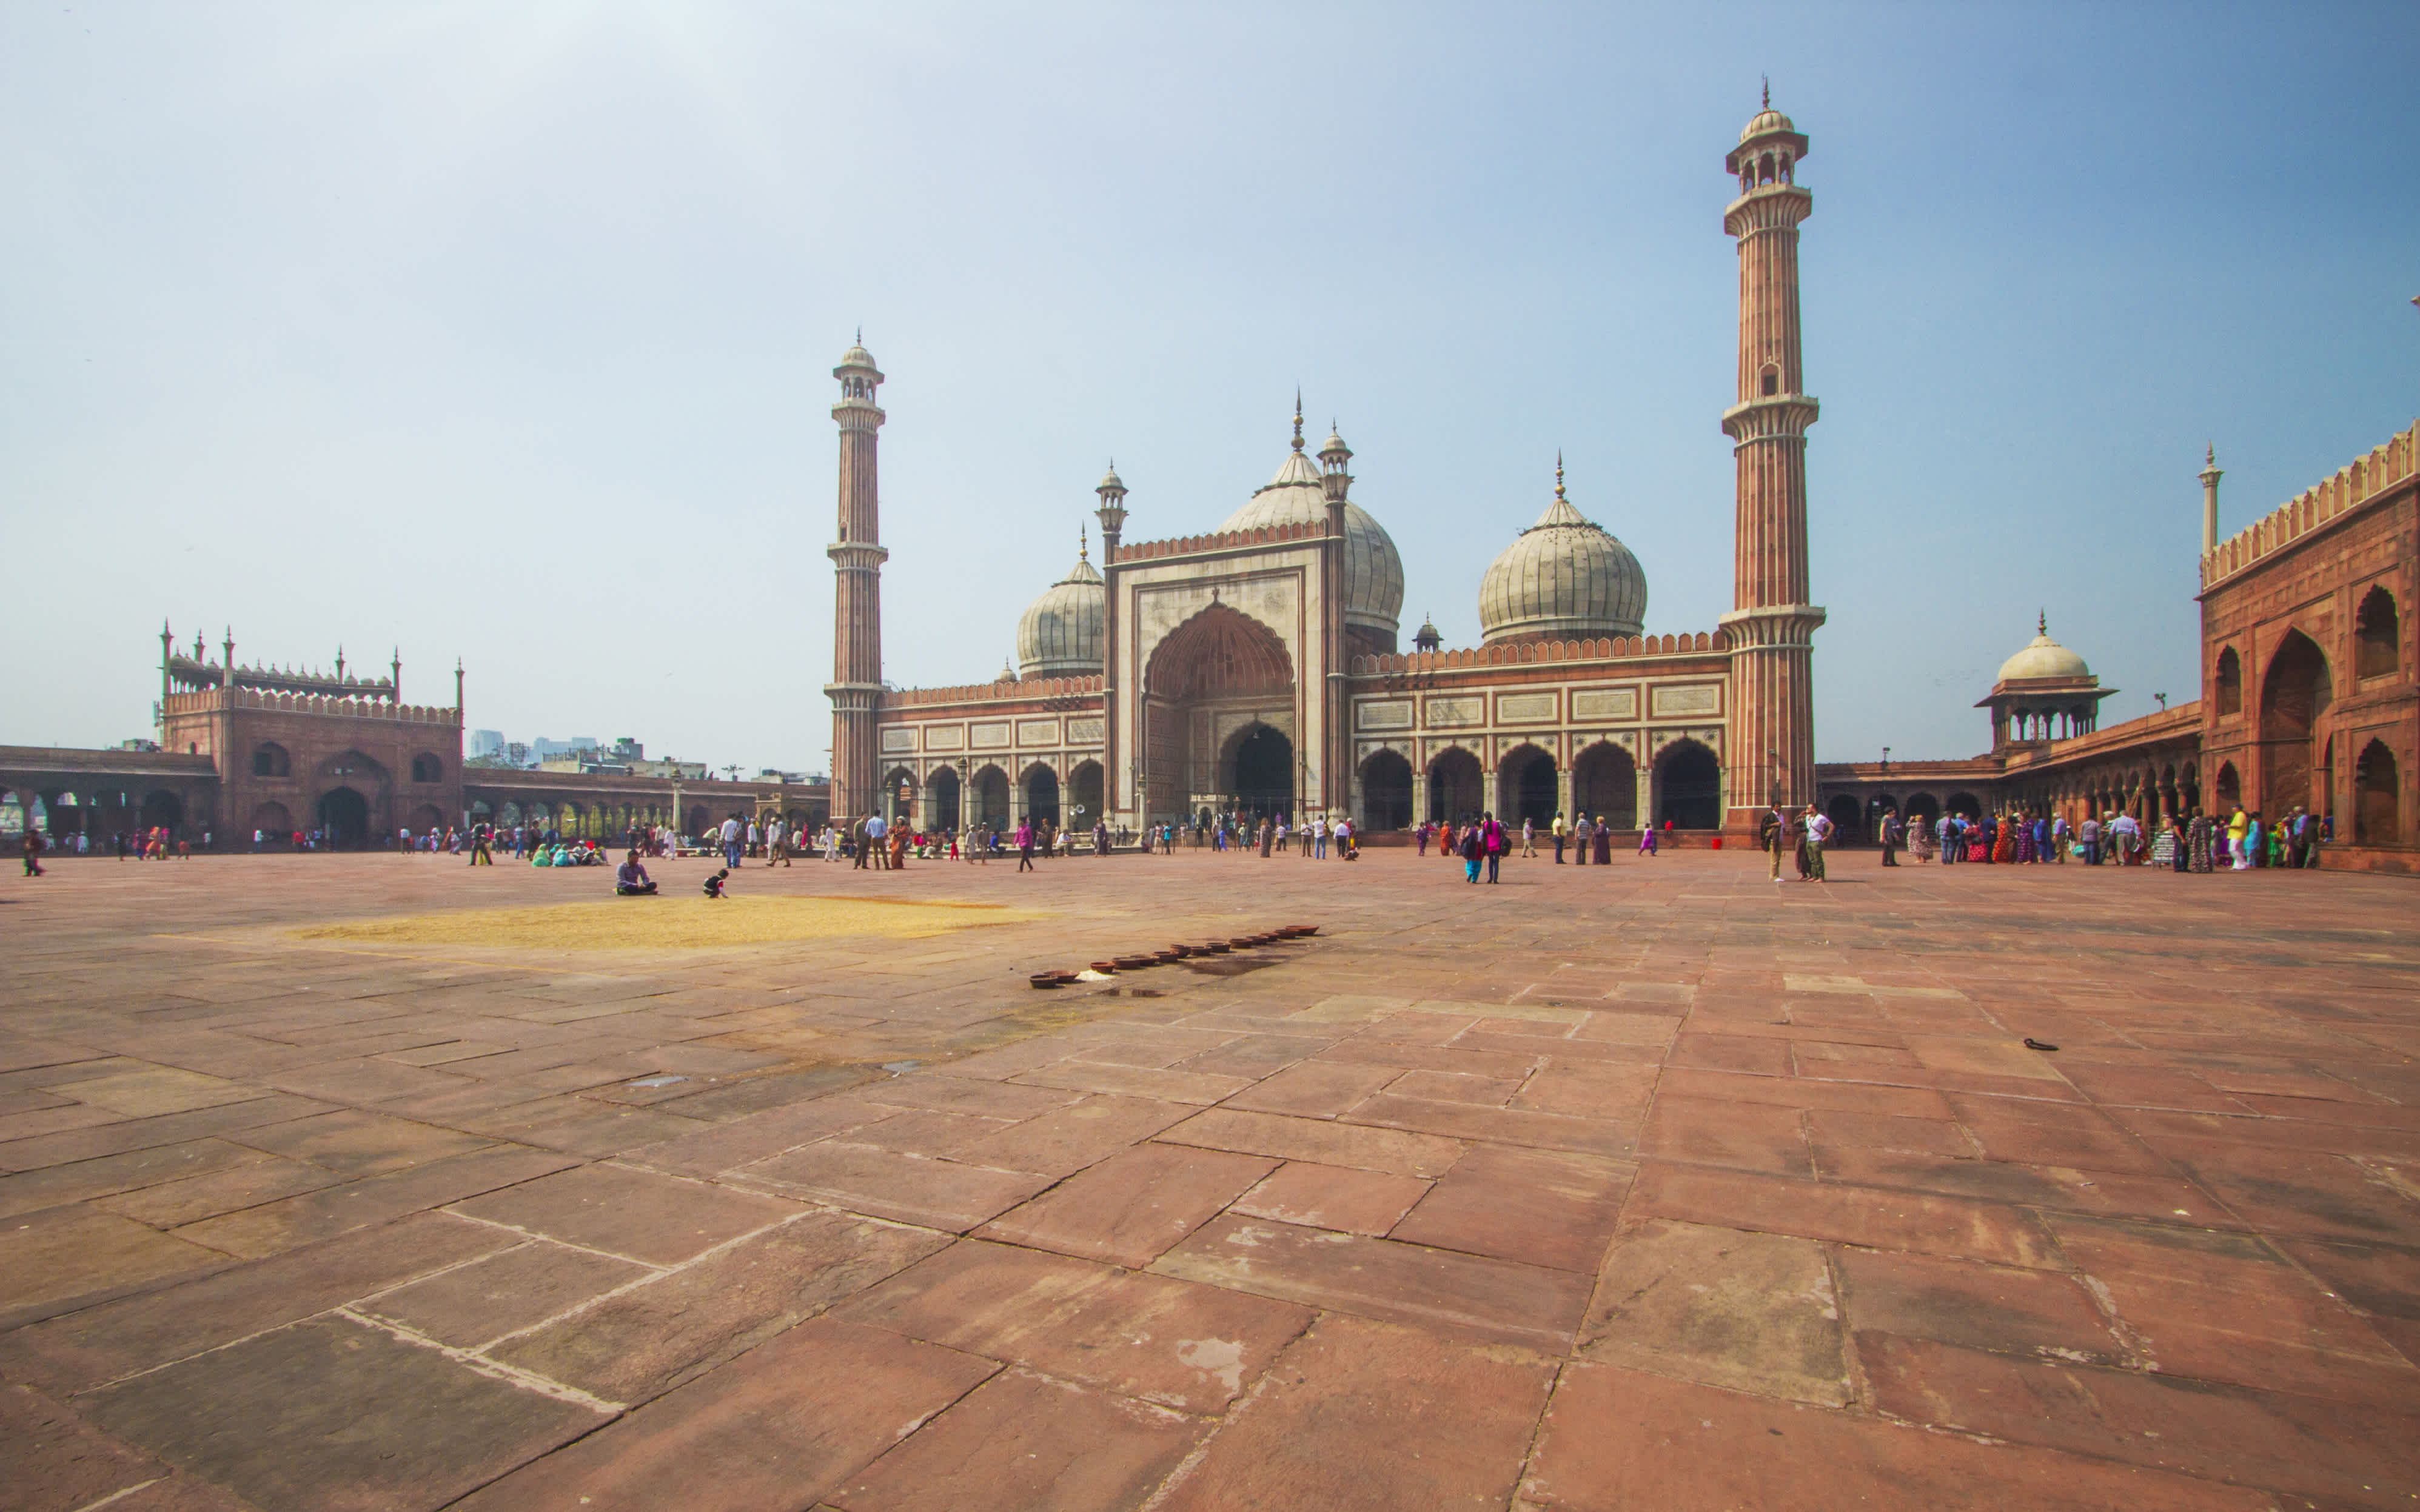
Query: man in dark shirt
[{"left": 615, "top": 852, "right": 657, "bottom": 896}]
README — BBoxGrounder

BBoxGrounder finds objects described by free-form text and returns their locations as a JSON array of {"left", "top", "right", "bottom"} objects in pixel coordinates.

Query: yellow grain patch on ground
[{"left": 294, "top": 895, "right": 1045, "bottom": 951}]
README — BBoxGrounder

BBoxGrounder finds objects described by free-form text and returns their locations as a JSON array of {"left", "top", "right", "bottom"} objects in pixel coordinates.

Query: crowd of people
[{"left": 1859, "top": 803, "right": 2331, "bottom": 873}]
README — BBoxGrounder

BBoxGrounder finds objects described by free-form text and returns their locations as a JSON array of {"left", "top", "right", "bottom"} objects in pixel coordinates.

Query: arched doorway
[
  {"left": 1068, "top": 761, "right": 1104, "bottom": 828},
  {"left": 1142, "top": 604, "right": 1296, "bottom": 822},
  {"left": 139, "top": 790, "right": 184, "bottom": 836},
  {"left": 1946, "top": 791, "right": 1982, "bottom": 820},
  {"left": 1571, "top": 741, "right": 1637, "bottom": 828},
  {"left": 406, "top": 804, "right": 446, "bottom": 835},
  {"left": 971, "top": 768, "right": 1011, "bottom": 831},
  {"left": 1359, "top": 751, "right": 1412, "bottom": 831},
  {"left": 2260, "top": 630, "right": 2331, "bottom": 818},
  {"left": 1654, "top": 741, "right": 1721, "bottom": 829},
  {"left": 2214, "top": 764, "right": 2240, "bottom": 812},
  {"left": 1825, "top": 795, "right": 1864, "bottom": 843},
  {"left": 2355, "top": 587, "right": 2399, "bottom": 681},
  {"left": 1229, "top": 725, "right": 1293, "bottom": 817},
  {"left": 1427, "top": 748, "right": 1483, "bottom": 822},
  {"left": 1498, "top": 746, "right": 1557, "bottom": 828},
  {"left": 248, "top": 801, "right": 293, "bottom": 844},
  {"left": 928, "top": 768, "right": 962, "bottom": 832},
  {"left": 1022, "top": 764, "right": 1061, "bottom": 826},
  {"left": 317, "top": 787, "right": 370, "bottom": 849},
  {"left": 883, "top": 766, "right": 918, "bottom": 825},
  {"left": 1902, "top": 792, "right": 1940, "bottom": 827},
  {"left": 2355, "top": 740, "right": 2400, "bottom": 845}
]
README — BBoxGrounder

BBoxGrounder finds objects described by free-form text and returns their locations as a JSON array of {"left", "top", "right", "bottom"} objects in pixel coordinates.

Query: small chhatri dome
[
  {"left": 1098, "top": 463, "right": 1125, "bottom": 493},
  {"left": 1996, "top": 613, "right": 2092, "bottom": 683},
  {"left": 1740, "top": 77, "right": 1794, "bottom": 141},
  {"left": 1478, "top": 457, "right": 1649, "bottom": 644},
  {"left": 836, "top": 329, "right": 880, "bottom": 378},
  {"left": 1413, "top": 614, "right": 1443, "bottom": 652},
  {"left": 1219, "top": 402, "right": 1405, "bottom": 649},
  {"left": 1016, "top": 527, "right": 1107, "bottom": 678}
]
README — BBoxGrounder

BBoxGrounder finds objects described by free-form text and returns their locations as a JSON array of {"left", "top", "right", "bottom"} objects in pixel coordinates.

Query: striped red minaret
[
  {"left": 1720, "top": 89, "right": 1827, "bottom": 831},
  {"left": 826, "top": 336, "right": 888, "bottom": 821}
]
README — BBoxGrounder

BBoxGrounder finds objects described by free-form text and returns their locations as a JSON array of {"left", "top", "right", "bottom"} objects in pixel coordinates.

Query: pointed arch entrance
[
  {"left": 317, "top": 787, "right": 370, "bottom": 848},
  {"left": 2259, "top": 629, "right": 2331, "bottom": 817},
  {"left": 1142, "top": 603, "right": 1296, "bottom": 822},
  {"left": 1654, "top": 740, "right": 1721, "bottom": 829}
]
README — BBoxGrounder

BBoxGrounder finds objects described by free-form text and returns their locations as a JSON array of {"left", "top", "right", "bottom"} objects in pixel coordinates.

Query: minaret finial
[
  {"left": 1555, "top": 450, "right": 1566, "bottom": 500},
  {"left": 856, "top": 325, "right": 862, "bottom": 345},
  {"left": 1762, "top": 75, "right": 1770, "bottom": 109},
  {"left": 1292, "top": 389, "right": 1304, "bottom": 451},
  {"left": 2206, "top": 442, "right": 2214, "bottom": 466}
]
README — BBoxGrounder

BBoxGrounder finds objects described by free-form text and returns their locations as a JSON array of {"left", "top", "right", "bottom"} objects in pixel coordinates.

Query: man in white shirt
[
  {"left": 1802, "top": 805, "right": 1831, "bottom": 883},
  {"left": 863, "top": 812, "right": 888, "bottom": 871},
  {"left": 719, "top": 814, "right": 743, "bottom": 869}
]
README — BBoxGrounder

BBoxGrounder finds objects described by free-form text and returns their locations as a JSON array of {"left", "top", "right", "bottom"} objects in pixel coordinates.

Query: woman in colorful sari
[
  {"left": 2188, "top": 811, "right": 2214, "bottom": 872},
  {"left": 1992, "top": 817, "right": 2016, "bottom": 865},
  {"left": 1909, "top": 817, "right": 1934, "bottom": 863}
]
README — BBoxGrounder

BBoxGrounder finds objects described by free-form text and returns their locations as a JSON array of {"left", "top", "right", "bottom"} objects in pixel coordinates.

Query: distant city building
[
  {"left": 469, "top": 729, "right": 504, "bottom": 758},
  {"left": 531, "top": 737, "right": 599, "bottom": 761}
]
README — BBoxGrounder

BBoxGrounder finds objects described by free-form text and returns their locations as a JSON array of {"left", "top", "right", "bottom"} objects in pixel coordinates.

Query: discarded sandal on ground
[{"left": 2022, "top": 1037, "right": 2059, "bottom": 1052}]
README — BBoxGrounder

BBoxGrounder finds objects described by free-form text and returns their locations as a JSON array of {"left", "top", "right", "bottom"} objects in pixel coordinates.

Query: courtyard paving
[{"left": 2, "top": 842, "right": 2416, "bottom": 1510}]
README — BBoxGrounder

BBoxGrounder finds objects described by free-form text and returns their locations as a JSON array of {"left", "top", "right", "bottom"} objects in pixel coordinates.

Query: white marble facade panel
[
  {"left": 1571, "top": 687, "right": 1639, "bottom": 721},
  {"left": 924, "top": 725, "right": 966, "bottom": 751},
  {"left": 1017, "top": 718, "right": 1061, "bottom": 747},
  {"left": 1066, "top": 717, "right": 1104, "bottom": 745},
  {"left": 880, "top": 728, "right": 917, "bottom": 754},
  {"left": 1426, "top": 695, "right": 1484, "bottom": 728},
  {"left": 1649, "top": 683, "right": 1723, "bottom": 718},
  {"left": 969, "top": 721, "right": 1013, "bottom": 750},
  {"left": 1356, "top": 699, "right": 1413, "bottom": 731},
  {"left": 1495, "top": 691, "right": 1558, "bottom": 724}
]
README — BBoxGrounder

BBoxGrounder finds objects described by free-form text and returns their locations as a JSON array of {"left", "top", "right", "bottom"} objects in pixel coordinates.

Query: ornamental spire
[
  {"left": 1291, "top": 389, "right": 1304, "bottom": 452},
  {"left": 1555, "top": 450, "right": 1566, "bottom": 500}
]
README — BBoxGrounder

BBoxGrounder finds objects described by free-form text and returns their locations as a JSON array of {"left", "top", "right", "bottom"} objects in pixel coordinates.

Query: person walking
[
  {"left": 1591, "top": 814, "right": 1612, "bottom": 866},
  {"left": 1764, "top": 805, "right": 1787, "bottom": 881},
  {"left": 1572, "top": 813, "right": 1593, "bottom": 867},
  {"left": 21, "top": 829, "right": 45, "bottom": 877},
  {"left": 1015, "top": 818, "right": 1036, "bottom": 872},
  {"left": 1458, "top": 820, "right": 1484, "bottom": 883},
  {"left": 1481, "top": 812, "right": 1506, "bottom": 883},
  {"left": 470, "top": 822, "right": 492, "bottom": 865},
  {"left": 1879, "top": 809, "right": 1903, "bottom": 866},
  {"left": 1638, "top": 821, "right": 1658, "bottom": 858},
  {"left": 1521, "top": 818, "right": 1537, "bottom": 858}
]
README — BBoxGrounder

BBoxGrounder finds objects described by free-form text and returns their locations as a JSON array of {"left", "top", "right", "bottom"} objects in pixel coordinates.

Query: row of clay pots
[{"left": 1030, "top": 925, "right": 1319, "bottom": 988}]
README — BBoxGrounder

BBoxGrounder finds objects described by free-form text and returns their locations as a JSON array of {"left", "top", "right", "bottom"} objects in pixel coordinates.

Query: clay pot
[
  {"left": 1114, "top": 955, "right": 1153, "bottom": 970},
  {"left": 1205, "top": 943, "right": 1232, "bottom": 954},
  {"left": 1089, "top": 961, "right": 1119, "bottom": 974},
  {"left": 1028, "top": 973, "right": 1062, "bottom": 989},
  {"left": 1166, "top": 945, "right": 1195, "bottom": 958}
]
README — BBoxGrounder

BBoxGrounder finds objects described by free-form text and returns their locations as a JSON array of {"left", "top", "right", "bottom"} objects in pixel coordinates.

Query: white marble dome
[
  {"left": 1219, "top": 443, "right": 1405, "bottom": 646},
  {"left": 1016, "top": 546, "right": 1105, "bottom": 678},
  {"left": 1477, "top": 474, "right": 1647, "bottom": 643},
  {"left": 1996, "top": 621, "right": 2091, "bottom": 683}
]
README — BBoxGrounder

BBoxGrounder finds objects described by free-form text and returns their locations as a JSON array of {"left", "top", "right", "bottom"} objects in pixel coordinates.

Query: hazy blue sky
[{"left": 5, "top": 2, "right": 2414, "bottom": 772}]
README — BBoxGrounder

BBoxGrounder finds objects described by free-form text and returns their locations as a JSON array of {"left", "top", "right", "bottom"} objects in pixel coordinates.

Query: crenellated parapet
[
  {"left": 2202, "top": 421, "right": 2418, "bottom": 590},
  {"left": 164, "top": 687, "right": 461, "bottom": 724},
  {"left": 1350, "top": 631, "right": 1722, "bottom": 675},
  {"left": 881, "top": 674, "right": 1104, "bottom": 708},
  {"left": 1110, "top": 518, "right": 1333, "bottom": 564}
]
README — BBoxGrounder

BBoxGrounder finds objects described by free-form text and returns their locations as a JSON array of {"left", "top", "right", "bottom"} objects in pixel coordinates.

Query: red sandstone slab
[
  {"left": 0, "top": 1094, "right": 329, "bottom": 1173},
  {"left": 2150, "top": 1137, "right": 2420, "bottom": 1245},
  {"left": 1150, "top": 1211, "right": 1590, "bottom": 1351},
  {"left": 85, "top": 1313, "right": 607, "bottom": 1511},
  {"left": 1155, "top": 1106, "right": 1463, "bottom": 1177},
  {"left": 1668, "top": 1032, "right": 1794, "bottom": 1076},
  {"left": 1229, "top": 1160, "right": 1429, "bottom": 1236},
  {"left": 1580, "top": 1219, "right": 1850, "bottom": 1404},
  {"left": 828, "top": 1367, "right": 1210, "bottom": 1512},
  {"left": 843, "top": 1106, "right": 1019, "bottom": 1156},
  {"left": 453, "top": 1096, "right": 714, "bottom": 1159},
  {"left": 1805, "top": 1108, "right": 1974, "bottom": 1158},
  {"left": 0, "top": 1205, "right": 230, "bottom": 1330},
  {"left": 0, "top": 1137, "right": 275, "bottom": 1219},
  {"left": 1814, "top": 1144, "right": 2234, "bottom": 1226},
  {"left": 360, "top": 1239, "right": 651, "bottom": 1348},
  {"left": 1658, "top": 1065, "right": 1956, "bottom": 1119},
  {"left": 1511, "top": 1058, "right": 1658, "bottom": 1119},
  {"left": 2054, "top": 1061, "right": 2253, "bottom": 1114},
  {"left": 221, "top": 1107, "right": 495, "bottom": 1177},
  {"left": 1, "top": 1377, "right": 195, "bottom": 1512},
  {"left": 976, "top": 1143, "right": 1276, "bottom": 1266},
  {"left": 168, "top": 1143, "right": 579, "bottom": 1259},
  {"left": 1861, "top": 1331, "right": 2420, "bottom": 1505},
  {"left": 1631, "top": 1163, "right": 2062, "bottom": 1268},
  {"left": 1315, "top": 1036, "right": 1538, "bottom": 1079},
  {"left": 2045, "top": 1213, "right": 2420, "bottom": 1406},
  {"left": 1524, "top": 1359, "right": 2273, "bottom": 1510},
  {"left": 850, "top": 1076, "right": 1078, "bottom": 1120},
  {"left": 95, "top": 1155, "right": 346, "bottom": 1228},
  {"left": 1170, "top": 1032, "right": 1322, "bottom": 1079},
  {"left": 449, "top": 1162, "right": 802, "bottom": 1265},
  {"left": 1390, "top": 1143, "right": 1634, "bottom": 1273},
  {"left": 837, "top": 1239, "right": 1310, "bottom": 1411},
  {"left": 1346, "top": 1092, "right": 1636, "bottom": 1158},
  {"left": 737, "top": 1141, "right": 1055, "bottom": 1231},
  {"left": 1948, "top": 1095, "right": 2178, "bottom": 1176},
  {"left": 1221, "top": 1060, "right": 1398, "bottom": 1118},
  {"left": 1010, "top": 1059, "right": 1251, "bottom": 1106},
  {"left": 471, "top": 1318, "right": 996, "bottom": 1512},
  {"left": 620, "top": 1093, "right": 902, "bottom": 1179},
  {"left": 0, "top": 1210, "right": 515, "bottom": 1395},
  {"left": 1151, "top": 1315, "right": 1555, "bottom": 1512},
  {"left": 1639, "top": 1093, "right": 1809, "bottom": 1174},
  {"left": 1835, "top": 1247, "right": 2123, "bottom": 1362},
  {"left": 944, "top": 1094, "right": 1195, "bottom": 1178},
  {"left": 260, "top": 1057, "right": 477, "bottom": 1106}
]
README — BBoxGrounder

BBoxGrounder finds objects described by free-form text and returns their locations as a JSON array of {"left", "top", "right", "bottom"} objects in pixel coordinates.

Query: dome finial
[
  {"left": 2038, "top": 609, "right": 2048, "bottom": 637},
  {"left": 1291, "top": 389, "right": 1304, "bottom": 452},
  {"left": 1079, "top": 523, "right": 1088, "bottom": 563},
  {"left": 1555, "top": 450, "right": 1566, "bottom": 501},
  {"left": 1762, "top": 75, "right": 1769, "bottom": 110}
]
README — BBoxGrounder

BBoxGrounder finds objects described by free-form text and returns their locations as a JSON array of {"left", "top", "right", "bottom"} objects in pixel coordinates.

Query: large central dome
[
  {"left": 1218, "top": 424, "right": 1404, "bottom": 652},
  {"left": 1478, "top": 463, "right": 1648, "bottom": 643}
]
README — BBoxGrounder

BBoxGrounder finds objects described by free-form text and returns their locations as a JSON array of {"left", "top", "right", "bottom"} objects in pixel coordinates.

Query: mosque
[{"left": 829, "top": 101, "right": 1825, "bottom": 840}]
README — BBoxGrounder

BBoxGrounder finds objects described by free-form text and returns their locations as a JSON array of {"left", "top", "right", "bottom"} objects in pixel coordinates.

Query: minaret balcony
[{"left": 1721, "top": 394, "right": 1820, "bottom": 441}]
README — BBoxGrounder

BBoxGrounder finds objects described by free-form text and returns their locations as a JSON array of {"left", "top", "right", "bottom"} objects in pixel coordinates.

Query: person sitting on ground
[
  {"left": 615, "top": 851, "right": 657, "bottom": 896},
  {"left": 703, "top": 867, "right": 729, "bottom": 898}
]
